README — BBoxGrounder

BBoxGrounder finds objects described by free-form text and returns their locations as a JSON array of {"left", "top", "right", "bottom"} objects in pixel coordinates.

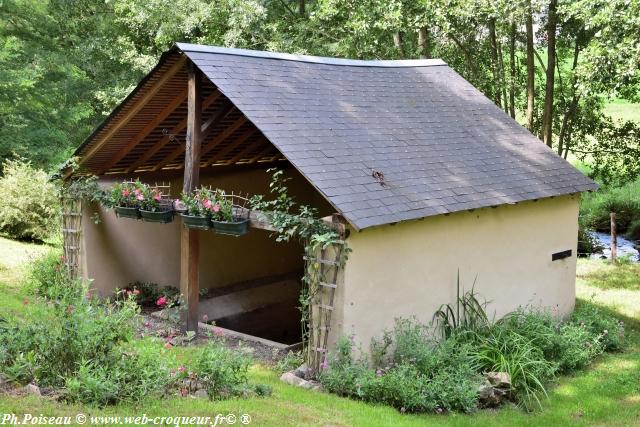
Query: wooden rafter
[
  {"left": 247, "top": 142, "right": 280, "bottom": 164},
  {"left": 200, "top": 115, "right": 248, "bottom": 158},
  {"left": 97, "top": 88, "right": 188, "bottom": 175},
  {"left": 80, "top": 56, "right": 187, "bottom": 166},
  {"left": 153, "top": 110, "right": 246, "bottom": 172},
  {"left": 201, "top": 101, "right": 234, "bottom": 139},
  {"left": 124, "top": 90, "right": 221, "bottom": 174},
  {"left": 203, "top": 128, "right": 258, "bottom": 167},
  {"left": 221, "top": 136, "right": 269, "bottom": 166}
]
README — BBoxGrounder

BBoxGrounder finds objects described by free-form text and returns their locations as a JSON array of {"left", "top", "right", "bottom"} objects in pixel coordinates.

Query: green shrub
[
  {"left": 0, "top": 286, "right": 139, "bottom": 388},
  {"left": 572, "top": 302, "right": 625, "bottom": 351},
  {"left": 25, "top": 249, "right": 83, "bottom": 301},
  {"left": 580, "top": 179, "right": 640, "bottom": 233},
  {"left": 554, "top": 324, "right": 604, "bottom": 372},
  {"left": 321, "top": 327, "right": 481, "bottom": 413},
  {"left": 0, "top": 158, "right": 59, "bottom": 241},
  {"left": 275, "top": 350, "right": 304, "bottom": 374},
  {"left": 65, "top": 342, "right": 173, "bottom": 406},
  {"left": 627, "top": 219, "right": 640, "bottom": 241},
  {"left": 499, "top": 309, "right": 603, "bottom": 373},
  {"left": 191, "top": 342, "right": 253, "bottom": 399}
]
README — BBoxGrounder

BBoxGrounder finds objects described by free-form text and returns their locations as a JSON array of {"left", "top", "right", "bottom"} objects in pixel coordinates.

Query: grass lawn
[
  {"left": 604, "top": 99, "right": 640, "bottom": 124},
  {"left": 1, "top": 241, "right": 639, "bottom": 426}
]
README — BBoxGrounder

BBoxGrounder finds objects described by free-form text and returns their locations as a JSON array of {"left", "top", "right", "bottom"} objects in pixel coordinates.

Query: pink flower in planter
[
  {"left": 136, "top": 193, "right": 144, "bottom": 201},
  {"left": 122, "top": 189, "right": 130, "bottom": 197},
  {"left": 212, "top": 204, "right": 221, "bottom": 213},
  {"left": 156, "top": 296, "right": 168, "bottom": 307},
  {"left": 154, "top": 191, "right": 162, "bottom": 201},
  {"left": 202, "top": 199, "right": 212, "bottom": 210}
]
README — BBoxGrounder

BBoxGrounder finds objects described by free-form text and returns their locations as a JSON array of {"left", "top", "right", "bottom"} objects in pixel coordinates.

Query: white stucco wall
[{"left": 335, "top": 194, "right": 581, "bottom": 352}]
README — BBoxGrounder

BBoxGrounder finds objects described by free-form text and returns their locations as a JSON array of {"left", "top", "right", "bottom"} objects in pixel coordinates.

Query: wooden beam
[
  {"left": 79, "top": 56, "right": 186, "bottom": 166},
  {"left": 199, "top": 115, "right": 248, "bottom": 158},
  {"left": 204, "top": 128, "right": 258, "bottom": 167},
  {"left": 125, "top": 90, "right": 221, "bottom": 174},
  {"left": 151, "top": 102, "right": 236, "bottom": 172},
  {"left": 180, "top": 62, "right": 202, "bottom": 334},
  {"left": 201, "top": 102, "right": 234, "bottom": 139},
  {"left": 97, "top": 88, "right": 188, "bottom": 174},
  {"left": 247, "top": 142, "right": 279, "bottom": 164},
  {"left": 221, "top": 136, "right": 269, "bottom": 166}
]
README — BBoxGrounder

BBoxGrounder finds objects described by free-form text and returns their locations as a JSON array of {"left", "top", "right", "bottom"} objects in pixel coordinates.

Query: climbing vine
[{"left": 251, "top": 169, "right": 351, "bottom": 354}]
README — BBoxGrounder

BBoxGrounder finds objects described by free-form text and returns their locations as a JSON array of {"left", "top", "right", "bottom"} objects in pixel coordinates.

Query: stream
[{"left": 589, "top": 231, "right": 640, "bottom": 262}]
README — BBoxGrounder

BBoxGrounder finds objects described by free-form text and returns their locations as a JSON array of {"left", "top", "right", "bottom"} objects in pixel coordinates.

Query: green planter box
[
  {"left": 181, "top": 214, "right": 212, "bottom": 230},
  {"left": 212, "top": 218, "right": 250, "bottom": 236},
  {"left": 140, "top": 209, "right": 174, "bottom": 224},
  {"left": 115, "top": 206, "right": 140, "bottom": 219}
]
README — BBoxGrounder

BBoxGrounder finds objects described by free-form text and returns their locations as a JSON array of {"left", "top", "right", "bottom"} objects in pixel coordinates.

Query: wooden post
[
  {"left": 610, "top": 212, "right": 617, "bottom": 262},
  {"left": 180, "top": 62, "right": 202, "bottom": 333}
]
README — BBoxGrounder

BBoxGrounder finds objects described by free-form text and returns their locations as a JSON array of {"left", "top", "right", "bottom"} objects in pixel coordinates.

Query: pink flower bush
[
  {"left": 202, "top": 199, "right": 212, "bottom": 210},
  {"left": 212, "top": 204, "right": 221, "bottom": 213},
  {"left": 156, "top": 296, "right": 168, "bottom": 307},
  {"left": 122, "top": 189, "right": 130, "bottom": 197}
]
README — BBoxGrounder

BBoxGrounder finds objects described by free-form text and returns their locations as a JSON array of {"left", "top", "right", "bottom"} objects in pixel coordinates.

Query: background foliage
[{"left": 0, "top": 0, "right": 638, "bottom": 182}]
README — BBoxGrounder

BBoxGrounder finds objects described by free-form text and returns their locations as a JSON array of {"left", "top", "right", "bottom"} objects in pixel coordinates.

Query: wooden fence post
[{"left": 610, "top": 212, "right": 617, "bottom": 262}]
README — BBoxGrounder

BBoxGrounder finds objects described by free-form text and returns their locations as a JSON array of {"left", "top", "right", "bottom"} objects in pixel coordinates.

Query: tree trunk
[
  {"left": 542, "top": 0, "right": 557, "bottom": 148},
  {"left": 509, "top": 22, "right": 516, "bottom": 119},
  {"left": 448, "top": 33, "right": 479, "bottom": 78},
  {"left": 497, "top": 37, "right": 509, "bottom": 114},
  {"left": 418, "top": 26, "right": 430, "bottom": 59},
  {"left": 488, "top": 18, "right": 503, "bottom": 108},
  {"left": 525, "top": 0, "right": 535, "bottom": 132},
  {"left": 299, "top": 0, "right": 305, "bottom": 16},
  {"left": 393, "top": 32, "right": 405, "bottom": 57},
  {"left": 558, "top": 39, "right": 582, "bottom": 156}
]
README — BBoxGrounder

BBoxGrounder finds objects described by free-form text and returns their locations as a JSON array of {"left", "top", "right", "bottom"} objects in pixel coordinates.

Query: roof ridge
[{"left": 176, "top": 43, "right": 447, "bottom": 68}]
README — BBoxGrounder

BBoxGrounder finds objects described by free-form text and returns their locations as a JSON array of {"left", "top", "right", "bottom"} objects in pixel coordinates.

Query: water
[{"left": 590, "top": 231, "right": 639, "bottom": 262}]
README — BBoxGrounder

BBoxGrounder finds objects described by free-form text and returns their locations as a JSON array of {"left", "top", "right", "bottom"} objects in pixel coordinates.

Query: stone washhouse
[{"left": 64, "top": 43, "right": 597, "bottom": 367}]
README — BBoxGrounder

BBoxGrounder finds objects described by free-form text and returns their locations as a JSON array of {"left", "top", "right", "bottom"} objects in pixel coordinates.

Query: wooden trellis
[
  {"left": 61, "top": 197, "right": 82, "bottom": 279},
  {"left": 304, "top": 241, "right": 346, "bottom": 374}
]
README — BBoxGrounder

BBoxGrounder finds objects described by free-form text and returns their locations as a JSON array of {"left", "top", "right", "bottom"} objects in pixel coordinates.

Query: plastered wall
[
  {"left": 334, "top": 195, "right": 581, "bottom": 352},
  {"left": 81, "top": 166, "right": 331, "bottom": 296}
]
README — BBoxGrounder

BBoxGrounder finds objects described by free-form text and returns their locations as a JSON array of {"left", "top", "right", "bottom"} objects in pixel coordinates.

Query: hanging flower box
[
  {"left": 139, "top": 187, "right": 174, "bottom": 224},
  {"left": 140, "top": 209, "right": 174, "bottom": 223},
  {"left": 107, "top": 180, "right": 175, "bottom": 223},
  {"left": 115, "top": 206, "right": 140, "bottom": 219},
  {"left": 180, "top": 188, "right": 251, "bottom": 236},
  {"left": 109, "top": 180, "right": 145, "bottom": 220},
  {"left": 211, "top": 218, "right": 249, "bottom": 236},
  {"left": 181, "top": 214, "right": 212, "bottom": 230}
]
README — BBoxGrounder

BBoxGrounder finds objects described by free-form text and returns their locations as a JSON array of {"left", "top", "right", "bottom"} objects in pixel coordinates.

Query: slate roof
[{"left": 174, "top": 43, "right": 596, "bottom": 230}]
